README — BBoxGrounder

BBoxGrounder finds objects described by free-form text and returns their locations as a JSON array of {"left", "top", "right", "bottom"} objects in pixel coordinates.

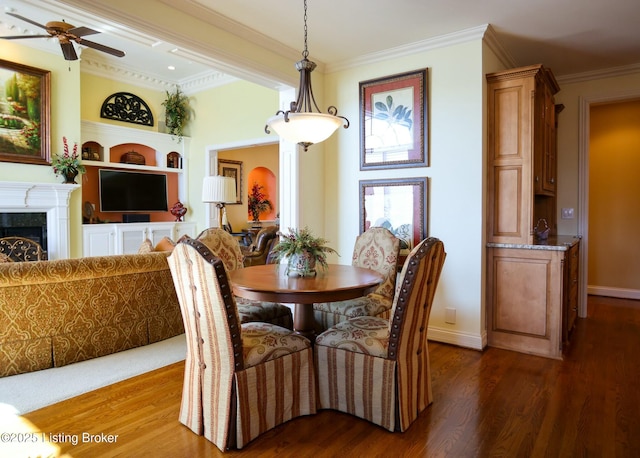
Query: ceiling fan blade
[
  {"left": 68, "top": 26, "right": 99, "bottom": 37},
  {"left": 76, "top": 38, "right": 125, "bottom": 58},
  {"left": 60, "top": 42, "right": 78, "bottom": 61},
  {"left": 6, "top": 12, "right": 49, "bottom": 31},
  {"left": 0, "top": 35, "right": 51, "bottom": 40}
]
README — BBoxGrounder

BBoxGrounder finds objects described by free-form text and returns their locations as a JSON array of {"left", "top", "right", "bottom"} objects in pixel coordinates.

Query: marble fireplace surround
[{"left": 0, "top": 181, "right": 80, "bottom": 260}]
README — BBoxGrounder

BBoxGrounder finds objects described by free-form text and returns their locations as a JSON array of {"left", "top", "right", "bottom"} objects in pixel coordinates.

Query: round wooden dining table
[{"left": 229, "top": 264, "right": 383, "bottom": 342}]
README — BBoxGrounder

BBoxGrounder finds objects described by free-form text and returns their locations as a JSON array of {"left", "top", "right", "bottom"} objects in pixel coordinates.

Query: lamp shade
[{"left": 202, "top": 175, "right": 237, "bottom": 204}]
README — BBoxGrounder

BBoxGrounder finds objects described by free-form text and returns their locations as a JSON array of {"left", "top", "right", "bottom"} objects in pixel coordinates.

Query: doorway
[
  {"left": 204, "top": 139, "right": 281, "bottom": 230},
  {"left": 578, "top": 91, "right": 640, "bottom": 315}
]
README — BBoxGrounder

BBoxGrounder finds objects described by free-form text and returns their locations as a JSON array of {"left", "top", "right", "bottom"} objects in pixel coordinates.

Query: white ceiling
[{"left": 2, "top": 0, "right": 640, "bottom": 88}]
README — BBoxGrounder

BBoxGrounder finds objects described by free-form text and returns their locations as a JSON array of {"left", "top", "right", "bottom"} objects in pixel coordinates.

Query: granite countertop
[{"left": 487, "top": 235, "right": 581, "bottom": 251}]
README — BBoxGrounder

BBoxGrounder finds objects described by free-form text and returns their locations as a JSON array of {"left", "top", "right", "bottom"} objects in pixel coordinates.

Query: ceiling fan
[{"left": 1, "top": 12, "right": 125, "bottom": 61}]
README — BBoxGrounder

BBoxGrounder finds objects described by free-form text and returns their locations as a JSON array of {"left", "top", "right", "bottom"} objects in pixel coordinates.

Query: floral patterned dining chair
[{"left": 312, "top": 227, "right": 400, "bottom": 332}]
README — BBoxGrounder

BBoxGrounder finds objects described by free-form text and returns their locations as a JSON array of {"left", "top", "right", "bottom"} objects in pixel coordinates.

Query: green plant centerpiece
[
  {"left": 162, "top": 87, "right": 190, "bottom": 142},
  {"left": 270, "top": 227, "right": 339, "bottom": 277},
  {"left": 247, "top": 182, "right": 273, "bottom": 223},
  {"left": 51, "top": 137, "right": 86, "bottom": 184}
]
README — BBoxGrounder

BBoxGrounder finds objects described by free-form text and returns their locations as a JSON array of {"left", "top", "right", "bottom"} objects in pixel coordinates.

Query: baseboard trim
[
  {"left": 428, "top": 326, "right": 485, "bottom": 350},
  {"left": 588, "top": 285, "right": 640, "bottom": 300}
]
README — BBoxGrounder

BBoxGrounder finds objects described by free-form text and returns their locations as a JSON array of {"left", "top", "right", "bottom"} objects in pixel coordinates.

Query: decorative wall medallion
[{"left": 100, "top": 92, "right": 154, "bottom": 126}]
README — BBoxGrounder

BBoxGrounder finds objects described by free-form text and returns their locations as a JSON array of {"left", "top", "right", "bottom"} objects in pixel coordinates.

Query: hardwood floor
[{"left": 19, "top": 296, "right": 640, "bottom": 457}]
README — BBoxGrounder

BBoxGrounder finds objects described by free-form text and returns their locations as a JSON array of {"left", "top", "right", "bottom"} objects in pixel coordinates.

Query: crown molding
[
  {"left": 557, "top": 62, "right": 640, "bottom": 85},
  {"left": 80, "top": 55, "right": 176, "bottom": 91},
  {"left": 80, "top": 54, "right": 236, "bottom": 93},
  {"left": 327, "top": 24, "right": 493, "bottom": 73},
  {"left": 179, "top": 71, "right": 238, "bottom": 94}
]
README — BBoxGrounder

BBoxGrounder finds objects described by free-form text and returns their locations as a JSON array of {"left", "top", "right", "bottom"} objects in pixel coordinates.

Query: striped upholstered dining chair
[
  {"left": 313, "top": 227, "right": 400, "bottom": 332},
  {"left": 167, "top": 238, "right": 316, "bottom": 451},
  {"left": 314, "top": 237, "right": 446, "bottom": 432},
  {"left": 194, "top": 228, "right": 293, "bottom": 329}
]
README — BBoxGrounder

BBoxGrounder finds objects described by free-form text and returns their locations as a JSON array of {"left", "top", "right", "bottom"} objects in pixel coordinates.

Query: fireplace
[
  {"left": 0, "top": 212, "right": 48, "bottom": 254},
  {"left": 0, "top": 182, "right": 80, "bottom": 260}
]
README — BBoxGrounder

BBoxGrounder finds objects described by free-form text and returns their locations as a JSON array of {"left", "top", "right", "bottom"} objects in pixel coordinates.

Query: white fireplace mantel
[{"left": 0, "top": 181, "right": 80, "bottom": 260}]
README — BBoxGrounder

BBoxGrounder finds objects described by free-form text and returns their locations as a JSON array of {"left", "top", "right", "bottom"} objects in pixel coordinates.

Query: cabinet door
[
  {"left": 148, "top": 224, "right": 174, "bottom": 246},
  {"left": 486, "top": 76, "right": 535, "bottom": 244},
  {"left": 175, "top": 222, "right": 197, "bottom": 240},
  {"left": 83, "top": 225, "right": 116, "bottom": 257},
  {"left": 542, "top": 84, "right": 557, "bottom": 194},
  {"left": 487, "top": 247, "right": 564, "bottom": 359},
  {"left": 534, "top": 79, "right": 557, "bottom": 196},
  {"left": 117, "top": 224, "right": 148, "bottom": 254}
]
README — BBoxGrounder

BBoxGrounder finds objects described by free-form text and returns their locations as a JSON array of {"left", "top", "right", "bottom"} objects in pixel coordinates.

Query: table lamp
[{"left": 202, "top": 175, "right": 237, "bottom": 228}]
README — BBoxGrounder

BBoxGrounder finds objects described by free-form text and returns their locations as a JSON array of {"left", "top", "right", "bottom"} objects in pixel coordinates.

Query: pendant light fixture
[{"left": 265, "top": 0, "right": 349, "bottom": 151}]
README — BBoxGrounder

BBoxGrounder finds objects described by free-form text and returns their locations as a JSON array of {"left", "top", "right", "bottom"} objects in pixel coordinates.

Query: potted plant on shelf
[
  {"left": 270, "top": 227, "right": 338, "bottom": 277},
  {"left": 162, "top": 87, "right": 190, "bottom": 142},
  {"left": 51, "top": 137, "right": 86, "bottom": 184},
  {"left": 247, "top": 182, "right": 273, "bottom": 223}
]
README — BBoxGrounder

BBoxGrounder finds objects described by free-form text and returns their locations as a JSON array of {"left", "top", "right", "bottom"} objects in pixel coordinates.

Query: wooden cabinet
[
  {"left": 487, "top": 239, "right": 580, "bottom": 360},
  {"left": 83, "top": 222, "right": 197, "bottom": 256},
  {"left": 486, "top": 64, "right": 560, "bottom": 245},
  {"left": 486, "top": 64, "right": 580, "bottom": 359}
]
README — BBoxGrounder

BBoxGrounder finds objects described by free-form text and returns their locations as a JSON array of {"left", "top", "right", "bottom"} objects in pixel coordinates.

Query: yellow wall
[
  {"left": 0, "top": 40, "right": 83, "bottom": 257},
  {"left": 325, "top": 40, "right": 488, "bottom": 344},
  {"left": 589, "top": 100, "right": 640, "bottom": 290},
  {"left": 80, "top": 73, "right": 165, "bottom": 133},
  {"left": 185, "top": 80, "right": 279, "bottom": 229}
]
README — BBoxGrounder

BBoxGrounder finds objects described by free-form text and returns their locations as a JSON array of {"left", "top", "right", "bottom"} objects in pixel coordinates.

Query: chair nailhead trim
[{"left": 387, "top": 238, "right": 443, "bottom": 361}]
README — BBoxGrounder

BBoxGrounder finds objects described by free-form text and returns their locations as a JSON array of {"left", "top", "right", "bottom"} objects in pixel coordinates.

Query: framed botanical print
[
  {"left": 359, "top": 69, "right": 428, "bottom": 170},
  {"left": 359, "top": 177, "right": 428, "bottom": 253},
  {"left": 217, "top": 159, "right": 243, "bottom": 204},
  {"left": 0, "top": 59, "right": 51, "bottom": 165}
]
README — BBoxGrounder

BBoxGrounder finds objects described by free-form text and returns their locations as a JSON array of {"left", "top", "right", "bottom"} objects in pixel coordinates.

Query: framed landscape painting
[
  {"left": 359, "top": 177, "right": 428, "bottom": 253},
  {"left": 217, "top": 159, "right": 243, "bottom": 204},
  {"left": 359, "top": 69, "right": 428, "bottom": 170},
  {"left": 0, "top": 59, "right": 51, "bottom": 165}
]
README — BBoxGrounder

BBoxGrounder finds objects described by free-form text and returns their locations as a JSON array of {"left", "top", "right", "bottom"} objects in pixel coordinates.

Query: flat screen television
[{"left": 99, "top": 169, "right": 168, "bottom": 212}]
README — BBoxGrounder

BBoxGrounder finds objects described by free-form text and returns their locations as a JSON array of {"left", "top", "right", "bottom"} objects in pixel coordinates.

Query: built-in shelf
[{"left": 80, "top": 120, "right": 191, "bottom": 224}]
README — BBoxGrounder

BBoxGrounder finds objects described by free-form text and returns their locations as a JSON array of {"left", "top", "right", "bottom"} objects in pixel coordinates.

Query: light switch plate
[{"left": 561, "top": 208, "right": 574, "bottom": 219}]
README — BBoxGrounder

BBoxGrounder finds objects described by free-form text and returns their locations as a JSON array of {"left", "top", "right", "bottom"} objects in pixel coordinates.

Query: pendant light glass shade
[{"left": 266, "top": 112, "right": 344, "bottom": 146}]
